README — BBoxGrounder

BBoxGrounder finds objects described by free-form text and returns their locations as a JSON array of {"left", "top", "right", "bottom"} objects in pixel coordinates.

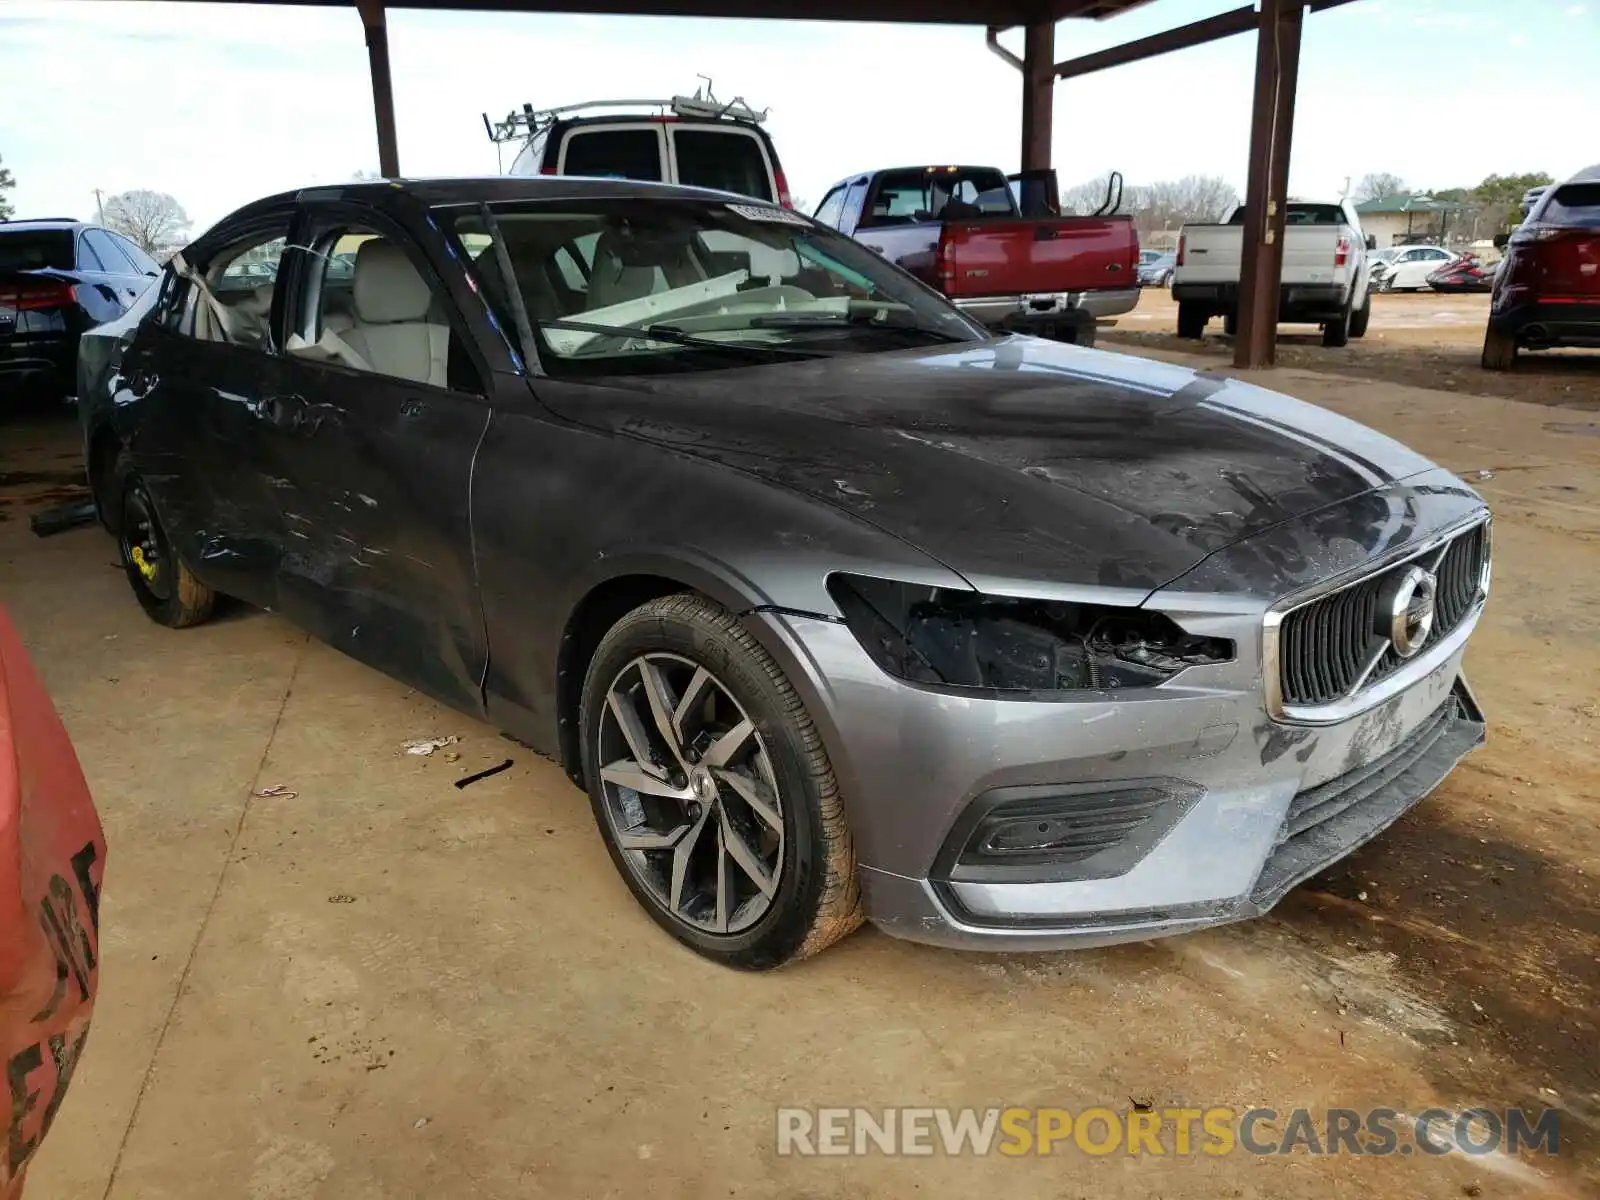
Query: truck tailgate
[{"left": 943, "top": 217, "right": 1134, "bottom": 297}]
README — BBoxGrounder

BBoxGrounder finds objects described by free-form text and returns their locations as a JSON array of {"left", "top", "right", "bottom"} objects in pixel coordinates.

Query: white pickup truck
[{"left": 1171, "top": 200, "right": 1374, "bottom": 347}]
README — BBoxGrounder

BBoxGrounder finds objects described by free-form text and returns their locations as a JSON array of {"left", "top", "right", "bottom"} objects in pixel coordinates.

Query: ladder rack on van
[{"left": 483, "top": 88, "right": 769, "bottom": 144}]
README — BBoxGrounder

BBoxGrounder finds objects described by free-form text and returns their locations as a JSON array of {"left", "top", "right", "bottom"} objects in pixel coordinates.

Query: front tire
[
  {"left": 115, "top": 455, "right": 215, "bottom": 628},
  {"left": 579, "top": 593, "right": 862, "bottom": 969}
]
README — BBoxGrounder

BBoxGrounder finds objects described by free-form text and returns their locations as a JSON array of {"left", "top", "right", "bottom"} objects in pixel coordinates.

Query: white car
[{"left": 1374, "top": 244, "right": 1457, "bottom": 292}]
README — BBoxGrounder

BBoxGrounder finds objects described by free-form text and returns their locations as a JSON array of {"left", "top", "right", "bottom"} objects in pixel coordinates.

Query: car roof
[
  {"left": 254, "top": 174, "right": 781, "bottom": 212},
  {"left": 193, "top": 176, "right": 791, "bottom": 256},
  {"left": 0, "top": 219, "right": 87, "bottom": 231}
]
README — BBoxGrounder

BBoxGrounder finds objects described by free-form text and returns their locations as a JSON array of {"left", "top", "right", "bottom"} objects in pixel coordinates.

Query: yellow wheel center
[{"left": 131, "top": 545, "right": 158, "bottom": 582}]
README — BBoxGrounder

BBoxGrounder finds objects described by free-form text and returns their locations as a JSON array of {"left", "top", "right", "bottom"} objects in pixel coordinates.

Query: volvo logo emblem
[{"left": 1378, "top": 565, "right": 1438, "bottom": 659}]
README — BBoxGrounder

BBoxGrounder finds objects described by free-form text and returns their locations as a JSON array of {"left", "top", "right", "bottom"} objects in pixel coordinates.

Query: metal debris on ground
[
  {"left": 443, "top": 750, "right": 461, "bottom": 763},
  {"left": 403, "top": 735, "right": 460, "bottom": 756},
  {"left": 253, "top": 785, "right": 298, "bottom": 799},
  {"left": 28, "top": 499, "right": 98, "bottom": 538},
  {"left": 1474, "top": 469, "right": 1494, "bottom": 480},
  {"left": 328, "top": 894, "right": 356, "bottom": 904},
  {"left": 455, "top": 758, "right": 514, "bottom": 790}
]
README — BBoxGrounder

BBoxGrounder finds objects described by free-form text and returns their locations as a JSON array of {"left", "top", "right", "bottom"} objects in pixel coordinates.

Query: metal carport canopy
[{"left": 157, "top": 0, "right": 1361, "bottom": 368}]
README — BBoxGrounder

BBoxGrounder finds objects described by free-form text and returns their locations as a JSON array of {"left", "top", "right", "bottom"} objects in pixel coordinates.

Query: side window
[
  {"left": 289, "top": 222, "right": 479, "bottom": 393},
  {"left": 843, "top": 180, "right": 870, "bottom": 227},
  {"left": 113, "top": 233, "right": 160, "bottom": 275},
  {"left": 85, "top": 229, "right": 136, "bottom": 274},
  {"left": 77, "top": 234, "right": 106, "bottom": 272},
  {"left": 198, "top": 228, "right": 290, "bottom": 349},
  {"left": 813, "top": 186, "right": 848, "bottom": 229}
]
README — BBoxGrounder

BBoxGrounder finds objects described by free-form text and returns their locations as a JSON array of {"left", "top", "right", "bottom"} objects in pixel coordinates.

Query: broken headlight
[{"left": 827, "top": 573, "right": 1233, "bottom": 693}]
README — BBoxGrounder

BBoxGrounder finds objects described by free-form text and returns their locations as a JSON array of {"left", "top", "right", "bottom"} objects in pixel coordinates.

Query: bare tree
[
  {"left": 1353, "top": 172, "right": 1408, "bottom": 203},
  {"left": 0, "top": 153, "right": 15, "bottom": 221},
  {"left": 1132, "top": 175, "right": 1240, "bottom": 238},
  {"left": 103, "top": 189, "right": 192, "bottom": 255}
]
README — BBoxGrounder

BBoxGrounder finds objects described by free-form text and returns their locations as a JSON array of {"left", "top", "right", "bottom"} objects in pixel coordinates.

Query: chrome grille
[{"left": 1275, "top": 519, "right": 1489, "bottom": 710}]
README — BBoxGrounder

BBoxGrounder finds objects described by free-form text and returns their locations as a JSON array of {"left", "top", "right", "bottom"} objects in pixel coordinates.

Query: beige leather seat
[{"left": 341, "top": 240, "right": 448, "bottom": 387}]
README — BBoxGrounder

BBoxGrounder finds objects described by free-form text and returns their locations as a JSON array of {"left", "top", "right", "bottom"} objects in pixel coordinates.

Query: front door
[
  {"left": 120, "top": 216, "right": 296, "bottom": 607},
  {"left": 268, "top": 205, "right": 490, "bottom": 714}
]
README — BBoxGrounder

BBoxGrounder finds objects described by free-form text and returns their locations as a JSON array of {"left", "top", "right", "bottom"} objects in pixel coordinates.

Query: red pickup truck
[{"left": 812, "top": 165, "right": 1139, "bottom": 345}]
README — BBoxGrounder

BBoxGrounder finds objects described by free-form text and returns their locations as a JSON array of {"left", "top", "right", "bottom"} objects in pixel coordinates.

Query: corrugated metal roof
[{"left": 1355, "top": 194, "right": 1463, "bottom": 215}]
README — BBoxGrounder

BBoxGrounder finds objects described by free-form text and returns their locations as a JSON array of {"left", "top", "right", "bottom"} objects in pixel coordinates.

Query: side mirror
[
  {"left": 1492, "top": 233, "right": 1510, "bottom": 250},
  {"left": 1365, "top": 235, "right": 1377, "bottom": 251}
]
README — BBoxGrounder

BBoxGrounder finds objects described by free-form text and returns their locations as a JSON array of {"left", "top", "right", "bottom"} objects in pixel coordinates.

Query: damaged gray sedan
[{"left": 78, "top": 177, "right": 1489, "bottom": 968}]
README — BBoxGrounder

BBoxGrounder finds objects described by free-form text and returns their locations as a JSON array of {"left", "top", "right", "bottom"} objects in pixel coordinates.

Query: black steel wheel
[
  {"left": 580, "top": 594, "right": 861, "bottom": 968},
  {"left": 115, "top": 455, "right": 215, "bottom": 628}
]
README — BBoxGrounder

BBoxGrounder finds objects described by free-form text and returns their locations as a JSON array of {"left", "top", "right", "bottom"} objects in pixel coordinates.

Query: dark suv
[
  {"left": 1483, "top": 165, "right": 1600, "bottom": 370},
  {"left": 1, "top": 218, "right": 161, "bottom": 402}
]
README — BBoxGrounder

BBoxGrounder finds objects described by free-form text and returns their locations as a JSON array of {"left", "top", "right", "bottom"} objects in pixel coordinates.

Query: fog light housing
[{"left": 934, "top": 779, "right": 1202, "bottom": 884}]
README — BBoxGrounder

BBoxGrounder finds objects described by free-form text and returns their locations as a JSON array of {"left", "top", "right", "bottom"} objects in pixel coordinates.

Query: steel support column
[
  {"left": 1020, "top": 21, "right": 1055, "bottom": 172},
  {"left": 356, "top": 0, "right": 400, "bottom": 178},
  {"left": 1235, "top": 0, "right": 1303, "bottom": 368}
]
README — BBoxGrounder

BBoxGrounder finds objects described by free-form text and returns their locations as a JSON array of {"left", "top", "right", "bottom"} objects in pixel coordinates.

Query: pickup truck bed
[{"left": 813, "top": 166, "right": 1139, "bottom": 345}]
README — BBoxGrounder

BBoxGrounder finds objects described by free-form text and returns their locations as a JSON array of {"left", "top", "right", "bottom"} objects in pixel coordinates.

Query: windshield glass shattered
[{"left": 446, "top": 198, "right": 984, "bottom": 375}]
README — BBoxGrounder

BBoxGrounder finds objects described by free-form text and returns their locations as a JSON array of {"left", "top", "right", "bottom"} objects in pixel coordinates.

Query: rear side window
[
  {"left": 672, "top": 128, "right": 772, "bottom": 201},
  {"left": 562, "top": 128, "right": 663, "bottom": 182},
  {"left": 1539, "top": 183, "right": 1600, "bottom": 228},
  {"left": 85, "top": 229, "right": 137, "bottom": 273},
  {"left": 112, "top": 233, "right": 159, "bottom": 275},
  {"left": 0, "top": 230, "right": 74, "bottom": 271}
]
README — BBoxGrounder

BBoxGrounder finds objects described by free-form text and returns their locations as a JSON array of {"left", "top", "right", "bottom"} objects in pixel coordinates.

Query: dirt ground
[
  {"left": 2, "top": 325, "right": 1598, "bottom": 1198},
  {"left": 1108, "top": 289, "right": 1600, "bottom": 410}
]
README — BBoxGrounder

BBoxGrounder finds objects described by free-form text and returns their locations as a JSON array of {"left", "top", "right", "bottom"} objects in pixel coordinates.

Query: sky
[{"left": 1, "top": 0, "right": 1596, "bottom": 237}]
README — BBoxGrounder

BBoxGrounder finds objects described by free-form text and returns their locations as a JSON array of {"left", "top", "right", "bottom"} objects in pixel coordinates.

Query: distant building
[{"left": 1355, "top": 194, "right": 1464, "bottom": 247}]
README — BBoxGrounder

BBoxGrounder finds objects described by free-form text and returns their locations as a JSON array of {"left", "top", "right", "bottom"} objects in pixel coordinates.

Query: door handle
[{"left": 263, "top": 393, "right": 310, "bottom": 433}]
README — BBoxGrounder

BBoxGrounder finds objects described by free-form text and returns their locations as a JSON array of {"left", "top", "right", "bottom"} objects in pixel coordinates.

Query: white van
[{"left": 485, "top": 87, "right": 793, "bottom": 208}]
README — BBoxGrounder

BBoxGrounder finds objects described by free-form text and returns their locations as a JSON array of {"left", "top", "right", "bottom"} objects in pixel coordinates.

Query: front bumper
[{"left": 759, "top": 598, "right": 1484, "bottom": 951}]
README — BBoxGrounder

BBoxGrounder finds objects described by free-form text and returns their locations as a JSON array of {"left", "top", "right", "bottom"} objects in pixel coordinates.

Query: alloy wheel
[{"left": 595, "top": 653, "right": 784, "bottom": 935}]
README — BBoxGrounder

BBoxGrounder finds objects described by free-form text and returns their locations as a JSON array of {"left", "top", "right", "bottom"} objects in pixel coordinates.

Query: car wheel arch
[{"left": 87, "top": 424, "right": 122, "bottom": 533}]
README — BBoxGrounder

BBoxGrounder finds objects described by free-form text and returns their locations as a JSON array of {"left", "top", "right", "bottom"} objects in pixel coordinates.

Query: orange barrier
[{"left": 0, "top": 610, "right": 106, "bottom": 1199}]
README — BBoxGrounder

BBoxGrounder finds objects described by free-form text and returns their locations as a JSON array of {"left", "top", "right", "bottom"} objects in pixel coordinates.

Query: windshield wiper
[
  {"left": 746, "top": 312, "right": 974, "bottom": 343},
  {"left": 539, "top": 318, "right": 826, "bottom": 360}
]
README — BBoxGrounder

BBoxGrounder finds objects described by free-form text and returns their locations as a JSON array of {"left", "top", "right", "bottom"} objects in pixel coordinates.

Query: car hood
[{"left": 538, "top": 337, "right": 1441, "bottom": 597}]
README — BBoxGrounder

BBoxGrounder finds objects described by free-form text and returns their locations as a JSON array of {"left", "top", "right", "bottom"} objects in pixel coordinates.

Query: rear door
[
  {"left": 270, "top": 202, "right": 490, "bottom": 713},
  {"left": 81, "top": 229, "right": 147, "bottom": 310},
  {"left": 1533, "top": 181, "right": 1600, "bottom": 299},
  {"left": 666, "top": 124, "right": 775, "bottom": 202}
]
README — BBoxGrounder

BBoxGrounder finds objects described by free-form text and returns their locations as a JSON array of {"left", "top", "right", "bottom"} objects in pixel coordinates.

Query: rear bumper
[
  {"left": 1490, "top": 300, "right": 1600, "bottom": 348},
  {"left": 0, "top": 335, "right": 75, "bottom": 395},
  {"left": 1172, "top": 281, "right": 1351, "bottom": 321},
  {"left": 954, "top": 286, "right": 1140, "bottom": 327}
]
